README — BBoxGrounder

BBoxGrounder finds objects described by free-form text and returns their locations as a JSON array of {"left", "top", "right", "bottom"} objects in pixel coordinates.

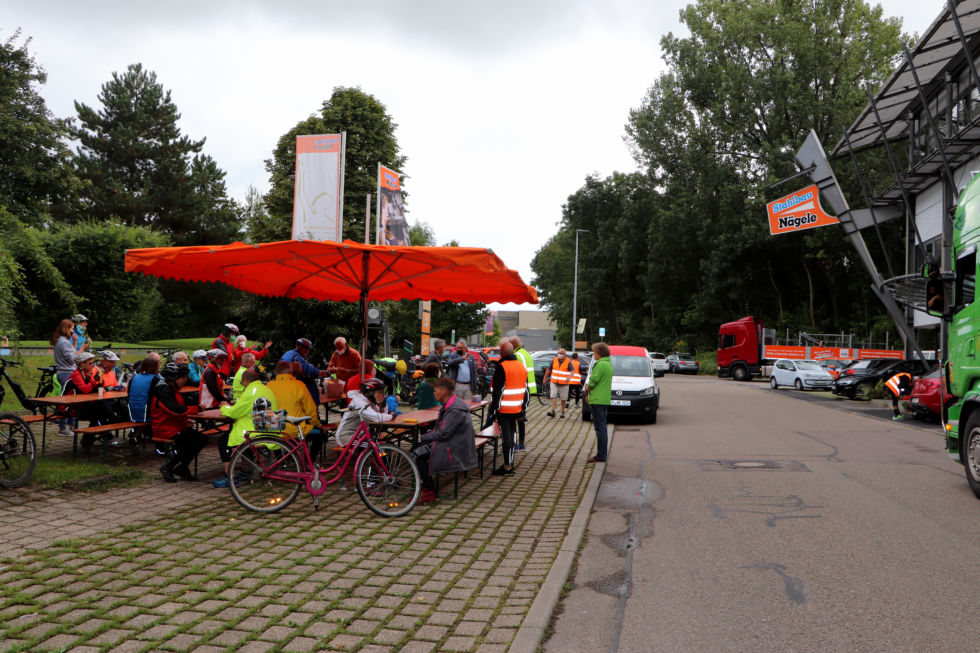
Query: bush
[{"left": 696, "top": 351, "right": 717, "bottom": 375}]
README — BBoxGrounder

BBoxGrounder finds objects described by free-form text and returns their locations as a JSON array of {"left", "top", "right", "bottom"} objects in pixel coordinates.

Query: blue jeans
[
  {"left": 56, "top": 372, "right": 72, "bottom": 428},
  {"left": 591, "top": 404, "right": 608, "bottom": 460}
]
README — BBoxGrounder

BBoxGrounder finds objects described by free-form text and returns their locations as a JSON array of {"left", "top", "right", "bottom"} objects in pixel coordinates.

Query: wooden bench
[
  {"left": 73, "top": 421, "right": 146, "bottom": 461},
  {"left": 19, "top": 412, "right": 67, "bottom": 425}
]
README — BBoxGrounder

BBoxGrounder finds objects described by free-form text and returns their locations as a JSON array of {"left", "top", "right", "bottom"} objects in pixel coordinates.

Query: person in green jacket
[
  {"left": 585, "top": 342, "right": 612, "bottom": 463},
  {"left": 232, "top": 353, "right": 257, "bottom": 400},
  {"left": 215, "top": 368, "right": 279, "bottom": 488}
]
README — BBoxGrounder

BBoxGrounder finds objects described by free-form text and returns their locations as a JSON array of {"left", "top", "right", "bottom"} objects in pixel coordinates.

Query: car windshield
[
  {"left": 796, "top": 361, "right": 821, "bottom": 371},
  {"left": 610, "top": 355, "right": 653, "bottom": 377},
  {"left": 651, "top": 353, "right": 666, "bottom": 360}
]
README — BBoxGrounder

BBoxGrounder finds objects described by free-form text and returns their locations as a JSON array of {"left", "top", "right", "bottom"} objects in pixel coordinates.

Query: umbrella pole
[{"left": 360, "top": 254, "right": 369, "bottom": 380}]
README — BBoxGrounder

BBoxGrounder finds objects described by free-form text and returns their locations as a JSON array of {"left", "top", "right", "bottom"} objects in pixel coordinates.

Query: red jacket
[
  {"left": 150, "top": 381, "right": 199, "bottom": 440},
  {"left": 211, "top": 334, "right": 234, "bottom": 376},
  {"left": 233, "top": 344, "right": 269, "bottom": 373},
  {"left": 58, "top": 367, "right": 101, "bottom": 416}
]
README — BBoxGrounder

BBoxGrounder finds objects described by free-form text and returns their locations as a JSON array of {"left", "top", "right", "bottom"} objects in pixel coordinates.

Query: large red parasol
[{"left": 125, "top": 238, "right": 538, "bottom": 367}]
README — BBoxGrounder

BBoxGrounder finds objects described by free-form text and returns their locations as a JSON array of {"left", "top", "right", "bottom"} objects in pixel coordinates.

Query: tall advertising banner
[
  {"left": 376, "top": 164, "right": 410, "bottom": 246},
  {"left": 766, "top": 184, "right": 839, "bottom": 236},
  {"left": 292, "top": 134, "right": 346, "bottom": 241},
  {"left": 420, "top": 301, "right": 432, "bottom": 355}
]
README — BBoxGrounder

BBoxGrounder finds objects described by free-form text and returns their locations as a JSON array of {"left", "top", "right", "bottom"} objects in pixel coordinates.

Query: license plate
[
  {"left": 911, "top": 397, "right": 919, "bottom": 404},
  {"left": 610, "top": 399, "right": 630, "bottom": 406}
]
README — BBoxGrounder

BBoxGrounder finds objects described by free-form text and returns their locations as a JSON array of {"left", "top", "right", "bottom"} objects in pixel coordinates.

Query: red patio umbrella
[{"left": 125, "top": 238, "right": 538, "bottom": 369}]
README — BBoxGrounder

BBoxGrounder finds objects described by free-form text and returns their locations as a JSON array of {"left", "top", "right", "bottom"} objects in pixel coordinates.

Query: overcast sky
[{"left": 5, "top": 0, "right": 937, "bottom": 309}]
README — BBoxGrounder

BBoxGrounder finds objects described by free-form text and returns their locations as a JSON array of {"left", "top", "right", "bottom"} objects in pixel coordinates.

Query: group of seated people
[{"left": 57, "top": 332, "right": 485, "bottom": 505}]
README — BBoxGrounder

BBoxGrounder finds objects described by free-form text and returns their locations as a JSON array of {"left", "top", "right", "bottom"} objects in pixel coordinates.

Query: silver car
[{"left": 649, "top": 352, "right": 669, "bottom": 377}]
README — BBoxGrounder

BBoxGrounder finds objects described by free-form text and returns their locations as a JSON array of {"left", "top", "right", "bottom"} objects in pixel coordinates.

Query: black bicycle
[{"left": 0, "top": 357, "right": 43, "bottom": 487}]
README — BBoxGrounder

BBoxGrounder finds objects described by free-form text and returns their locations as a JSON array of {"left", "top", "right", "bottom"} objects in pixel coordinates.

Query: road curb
[{"left": 509, "top": 424, "right": 613, "bottom": 653}]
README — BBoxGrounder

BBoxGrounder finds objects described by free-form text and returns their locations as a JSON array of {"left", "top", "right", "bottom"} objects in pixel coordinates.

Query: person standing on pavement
[
  {"left": 488, "top": 340, "right": 527, "bottom": 476},
  {"left": 71, "top": 314, "right": 90, "bottom": 353},
  {"left": 328, "top": 336, "right": 362, "bottom": 384},
  {"left": 510, "top": 336, "right": 535, "bottom": 451},
  {"left": 211, "top": 323, "right": 238, "bottom": 377},
  {"left": 447, "top": 340, "right": 478, "bottom": 400},
  {"left": 543, "top": 348, "right": 573, "bottom": 418},
  {"left": 885, "top": 370, "right": 914, "bottom": 421},
  {"left": 569, "top": 352, "right": 584, "bottom": 407},
  {"left": 423, "top": 339, "right": 446, "bottom": 370},
  {"left": 585, "top": 342, "right": 612, "bottom": 463}
]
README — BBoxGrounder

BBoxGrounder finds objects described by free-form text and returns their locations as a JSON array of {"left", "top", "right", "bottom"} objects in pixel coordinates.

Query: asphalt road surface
[{"left": 547, "top": 374, "right": 979, "bottom": 652}]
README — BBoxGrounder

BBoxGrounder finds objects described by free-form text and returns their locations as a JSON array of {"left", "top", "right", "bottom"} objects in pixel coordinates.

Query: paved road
[{"left": 547, "top": 374, "right": 980, "bottom": 652}]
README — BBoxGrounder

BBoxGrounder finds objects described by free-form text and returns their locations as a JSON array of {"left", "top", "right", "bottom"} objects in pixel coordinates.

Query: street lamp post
[{"left": 571, "top": 229, "right": 590, "bottom": 354}]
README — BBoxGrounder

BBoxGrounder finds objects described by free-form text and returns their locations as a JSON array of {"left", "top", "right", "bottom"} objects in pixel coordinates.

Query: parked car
[
  {"left": 483, "top": 347, "right": 501, "bottom": 362},
  {"left": 831, "top": 359, "right": 929, "bottom": 400},
  {"left": 667, "top": 353, "right": 699, "bottom": 374},
  {"left": 582, "top": 345, "right": 659, "bottom": 423},
  {"left": 815, "top": 359, "right": 849, "bottom": 379},
  {"left": 910, "top": 366, "right": 952, "bottom": 420},
  {"left": 649, "top": 352, "right": 669, "bottom": 377},
  {"left": 769, "top": 359, "right": 834, "bottom": 391}
]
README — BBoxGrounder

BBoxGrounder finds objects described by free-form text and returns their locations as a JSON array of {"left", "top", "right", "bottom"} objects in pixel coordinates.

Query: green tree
[
  {"left": 535, "top": 0, "right": 908, "bottom": 352},
  {"left": 0, "top": 31, "right": 79, "bottom": 226},
  {"left": 73, "top": 63, "right": 239, "bottom": 245},
  {"left": 264, "top": 87, "right": 406, "bottom": 241}
]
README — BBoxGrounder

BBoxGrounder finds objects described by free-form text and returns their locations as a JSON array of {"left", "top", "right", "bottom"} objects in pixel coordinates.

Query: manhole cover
[{"left": 696, "top": 460, "right": 810, "bottom": 472}]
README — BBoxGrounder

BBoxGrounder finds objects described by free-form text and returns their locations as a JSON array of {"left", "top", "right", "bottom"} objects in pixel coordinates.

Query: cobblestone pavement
[{"left": 0, "top": 401, "right": 598, "bottom": 652}]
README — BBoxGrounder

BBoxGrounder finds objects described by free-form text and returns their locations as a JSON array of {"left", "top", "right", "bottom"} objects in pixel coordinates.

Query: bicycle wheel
[
  {"left": 355, "top": 444, "right": 420, "bottom": 518},
  {"left": 0, "top": 414, "right": 36, "bottom": 488},
  {"left": 536, "top": 384, "right": 550, "bottom": 406},
  {"left": 228, "top": 435, "right": 304, "bottom": 513}
]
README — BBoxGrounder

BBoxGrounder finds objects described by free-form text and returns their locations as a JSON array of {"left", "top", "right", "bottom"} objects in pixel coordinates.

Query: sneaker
[
  {"left": 160, "top": 465, "right": 177, "bottom": 483},
  {"left": 547, "top": 411, "right": 555, "bottom": 418},
  {"left": 587, "top": 456, "right": 606, "bottom": 463},
  {"left": 154, "top": 446, "right": 167, "bottom": 456},
  {"left": 212, "top": 476, "right": 230, "bottom": 488},
  {"left": 516, "top": 443, "right": 525, "bottom": 452},
  {"left": 492, "top": 465, "right": 515, "bottom": 476},
  {"left": 417, "top": 489, "right": 437, "bottom": 504},
  {"left": 57, "top": 427, "right": 74, "bottom": 437},
  {"left": 559, "top": 413, "right": 565, "bottom": 419},
  {"left": 892, "top": 414, "right": 905, "bottom": 421}
]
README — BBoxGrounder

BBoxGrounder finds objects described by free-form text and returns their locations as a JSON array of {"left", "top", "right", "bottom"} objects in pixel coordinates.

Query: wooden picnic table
[
  {"left": 375, "top": 408, "right": 439, "bottom": 448},
  {"left": 30, "top": 391, "right": 128, "bottom": 454}
]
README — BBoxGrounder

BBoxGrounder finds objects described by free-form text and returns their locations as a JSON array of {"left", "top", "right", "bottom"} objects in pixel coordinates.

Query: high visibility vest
[
  {"left": 499, "top": 358, "right": 528, "bottom": 414},
  {"left": 885, "top": 372, "right": 911, "bottom": 398},
  {"left": 550, "top": 357, "right": 573, "bottom": 385},
  {"left": 515, "top": 347, "right": 536, "bottom": 393},
  {"left": 569, "top": 359, "right": 582, "bottom": 385}
]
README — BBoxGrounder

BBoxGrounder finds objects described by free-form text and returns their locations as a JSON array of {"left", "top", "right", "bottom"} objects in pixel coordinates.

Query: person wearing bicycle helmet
[
  {"left": 151, "top": 362, "right": 204, "bottom": 483},
  {"left": 210, "top": 323, "right": 238, "bottom": 376},
  {"left": 280, "top": 337, "right": 329, "bottom": 407},
  {"left": 217, "top": 368, "right": 279, "bottom": 487},
  {"left": 187, "top": 349, "right": 208, "bottom": 385},
  {"left": 199, "top": 349, "right": 229, "bottom": 410},
  {"left": 334, "top": 377, "right": 393, "bottom": 447},
  {"left": 94, "top": 350, "right": 124, "bottom": 391}
]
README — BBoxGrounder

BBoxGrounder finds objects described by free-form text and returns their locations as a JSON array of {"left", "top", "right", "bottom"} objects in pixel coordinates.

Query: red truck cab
[{"left": 718, "top": 316, "right": 768, "bottom": 381}]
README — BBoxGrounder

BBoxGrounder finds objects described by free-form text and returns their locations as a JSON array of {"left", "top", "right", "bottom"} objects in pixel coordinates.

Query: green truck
[{"left": 942, "top": 174, "right": 980, "bottom": 498}]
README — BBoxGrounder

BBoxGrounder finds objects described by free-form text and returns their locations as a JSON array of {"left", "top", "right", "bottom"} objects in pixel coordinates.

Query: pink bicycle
[{"left": 227, "top": 415, "right": 421, "bottom": 517}]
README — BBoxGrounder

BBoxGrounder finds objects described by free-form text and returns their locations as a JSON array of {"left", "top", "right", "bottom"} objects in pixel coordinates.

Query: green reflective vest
[{"left": 515, "top": 347, "right": 536, "bottom": 394}]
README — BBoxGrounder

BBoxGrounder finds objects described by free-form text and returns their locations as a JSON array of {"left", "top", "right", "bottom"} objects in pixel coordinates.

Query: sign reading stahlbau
[{"left": 766, "top": 184, "right": 839, "bottom": 235}]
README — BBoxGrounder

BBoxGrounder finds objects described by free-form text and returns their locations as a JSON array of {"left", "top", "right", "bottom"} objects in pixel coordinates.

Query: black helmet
[
  {"left": 296, "top": 337, "right": 313, "bottom": 349},
  {"left": 223, "top": 323, "right": 239, "bottom": 335},
  {"left": 360, "top": 377, "right": 385, "bottom": 397},
  {"left": 161, "top": 362, "right": 189, "bottom": 383}
]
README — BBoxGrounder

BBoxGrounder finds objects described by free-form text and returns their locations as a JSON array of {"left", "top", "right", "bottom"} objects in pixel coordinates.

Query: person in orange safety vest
[{"left": 542, "top": 348, "right": 573, "bottom": 418}]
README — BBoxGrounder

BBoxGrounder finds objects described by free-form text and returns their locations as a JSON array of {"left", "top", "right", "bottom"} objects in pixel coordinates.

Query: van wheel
[
  {"left": 769, "top": 377, "right": 778, "bottom": 389},
  {"left": 647, "top": 410, "right": 657, "bottom": 425}
]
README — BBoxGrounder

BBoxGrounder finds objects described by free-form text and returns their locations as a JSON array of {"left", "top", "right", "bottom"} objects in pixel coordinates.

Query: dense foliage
[{"left": 532, "top": 0, "right": 908, "bottom": 352}]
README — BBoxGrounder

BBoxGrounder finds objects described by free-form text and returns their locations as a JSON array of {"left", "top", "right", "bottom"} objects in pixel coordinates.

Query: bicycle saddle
[{"left": 285, "top": 415, "right": 313, "bottom": 424}]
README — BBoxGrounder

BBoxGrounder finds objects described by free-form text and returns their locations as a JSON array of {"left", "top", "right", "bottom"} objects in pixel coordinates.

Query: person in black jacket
[
  {"left": 151, "top": 363, "right": 206, "bottom": 482},
  {"left": 409, "top": 377, "right": 478, "bottom": 504}
]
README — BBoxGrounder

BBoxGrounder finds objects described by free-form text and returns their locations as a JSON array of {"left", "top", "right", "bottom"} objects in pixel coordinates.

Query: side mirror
[{"left": 922, "top": 262, "right": 951, "bottom": 320}]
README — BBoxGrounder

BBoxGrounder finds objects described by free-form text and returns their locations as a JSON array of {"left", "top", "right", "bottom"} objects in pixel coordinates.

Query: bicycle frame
[
  {"left": 0, "top": 358, "right": 54, "bottom": 414},
  {"left": 238, "top": 419, "right": 388, "bottom": 496}
]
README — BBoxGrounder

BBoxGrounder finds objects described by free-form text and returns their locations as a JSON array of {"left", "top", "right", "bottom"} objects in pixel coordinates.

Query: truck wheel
[
  {"left": 769, "top": 377, "right": 778, "bottom": 389},
  {"left": 962, "top": 413, "right": 980, "bottom": 499},
  {"left": 732, "top": 365, "right": 749, "bottom": 382}
]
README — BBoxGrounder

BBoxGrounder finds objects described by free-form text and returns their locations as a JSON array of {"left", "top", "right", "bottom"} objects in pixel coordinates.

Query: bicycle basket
[{"left": 251, "top": 406, "right": 286, "bottom": 431}]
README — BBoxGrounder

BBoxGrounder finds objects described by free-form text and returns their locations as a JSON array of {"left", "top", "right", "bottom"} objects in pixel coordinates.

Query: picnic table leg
[{"left": 40, "top": 404, "right": 49, "bottom": 455}]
